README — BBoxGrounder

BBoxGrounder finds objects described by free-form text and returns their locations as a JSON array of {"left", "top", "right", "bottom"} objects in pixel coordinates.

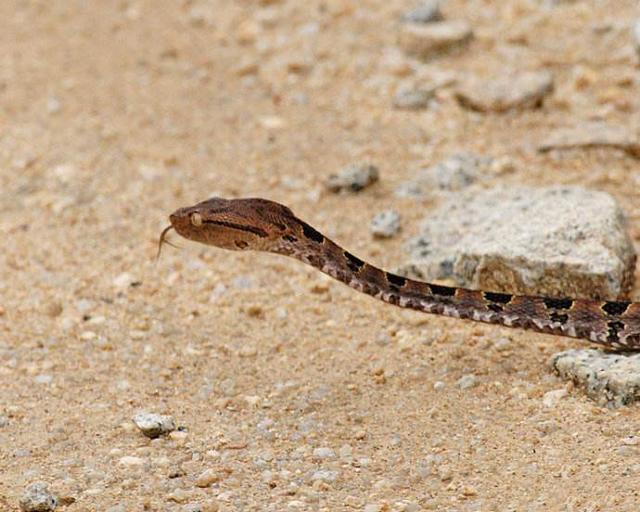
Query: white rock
[
  {"left": 457, "top": 374, "right": 477, "bottom": 390},
  {"left": 403, "top": 186, "right": 636, "bottom": 299},
  {"left": 312, "top": 447, "right": 336, "bottom": 459},
  {"left": 132, "top": 412, "right": 176, "bottom": 438},
  {"left": 542, "top": 388, "right": 568, "bottom": 408},
  {"left": 19, "top": 482, "right": 57, "bottom": 512},
  {"left": 370, "top": 210, "right": 401, "bottom": 238},
  {"left": 551, "top": 349, "right": 640, "bottom": 407},
  {"left": 399, "top": 20, "right": 473, "bottom": 60}
]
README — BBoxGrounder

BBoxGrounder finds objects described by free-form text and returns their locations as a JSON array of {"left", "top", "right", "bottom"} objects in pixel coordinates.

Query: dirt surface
[{"left": 2, "top": 1, "right": 640, "bottom": 511}]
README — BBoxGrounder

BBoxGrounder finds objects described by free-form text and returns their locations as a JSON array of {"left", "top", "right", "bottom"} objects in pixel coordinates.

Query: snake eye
[{"left": 190, "top": 212, "right": 202, "bottom": 226}]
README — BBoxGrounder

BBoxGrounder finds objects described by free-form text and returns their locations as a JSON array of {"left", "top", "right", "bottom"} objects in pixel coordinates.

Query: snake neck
[{"left": 278, "top": 232, "right": 640, "bottom": 350}]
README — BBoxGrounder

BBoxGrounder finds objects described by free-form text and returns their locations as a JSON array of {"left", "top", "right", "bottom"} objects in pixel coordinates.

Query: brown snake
[{"left": 161, "top": 197, "right": 640, "bottom": 350}]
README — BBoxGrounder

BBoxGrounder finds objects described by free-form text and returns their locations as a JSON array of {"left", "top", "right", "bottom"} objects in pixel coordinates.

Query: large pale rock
[
  {"left": 539, "top": 122, "right": 640, "bottom": 159},
  {"left": 399, "top": 20, "right": 473, "bottom": 60},
  {"left": 401, "top": 186, "right": 636, "bottom": 299},
  {"left": 551, "top": 349, "right": 640, "bottom": 408},
  {"left": 455, "top": 71, "right": 554, "bottom": 112}
]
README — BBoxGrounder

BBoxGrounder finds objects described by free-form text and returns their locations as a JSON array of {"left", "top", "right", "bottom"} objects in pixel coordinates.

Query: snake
[{"left": 160, "top": 197, "right": 640, "bottom": 350}]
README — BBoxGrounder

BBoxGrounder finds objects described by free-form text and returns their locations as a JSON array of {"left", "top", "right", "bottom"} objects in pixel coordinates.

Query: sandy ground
[{"left": 2, "top": 1, "right": 640, "bottom": 511}]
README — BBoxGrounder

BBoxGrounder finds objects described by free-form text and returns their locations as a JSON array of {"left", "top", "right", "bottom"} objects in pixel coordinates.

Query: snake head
[{"left": 167, "top": 197, "right": 296, "bottom": 251}]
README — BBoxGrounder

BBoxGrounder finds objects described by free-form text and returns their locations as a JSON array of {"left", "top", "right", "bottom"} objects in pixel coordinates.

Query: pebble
[
  {"left": 119, "top": 456, "right": 146, "bottom": 466},
  {"left": 395, "top": 153, "right": 492, "bottom": 198},
  {"left": 402, "top": 1, "right": 443, "bottom": 23},
  {"left": 195, "top": 469, "right": 220, "bottom": 488},
  {"left": 132, "top": 412, "right": 176, "bottom": 438},
  {"left": 0, "top": 415, "right": 8, "bottom": 427},
  {"left": 457, "top": 374, "right": 477, "bottom": 390},
  {"left": 112, "top": 272, "right": 135, "bottom": 289},
  {"left": 542, "top": 389, "right": 568, "bottom": 408},
  {"left": 551, "top": 349, "right": 640, "bottom": 407},
  {"left": 312, "top": 447, "right": 336, "bottom": 459},
  {"left": 324, "top": 163, "right": 379, "bottom": 193},
  {"left": 433, "top": 381, "right": 445, "bottom": 391},
  {"left": 538, "top": 122, "right": 640, "bottom": 159},
  {"left": 370, "top": 210, "right": 401, "bottom": 238},
  {"left": 19, "top": 482, "right": 57, "bottom": 512},
  {"left": 310, "top": 470, "right": 339, "bottom": 483},
  {"left": 393, "top": 84, "right": 435, "bottom": 110},
  {"left": 399, "top": 20, "right": 473, "bottom": 60},
  {"left": 455, "top": 70, "right": 554, "bottom": 112},
  {"left": 34, "top": 375, "right": 53, "bottom": 385}
]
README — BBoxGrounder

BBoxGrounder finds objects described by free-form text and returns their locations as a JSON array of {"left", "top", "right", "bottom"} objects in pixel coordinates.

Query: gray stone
[
  {"left": 324, "top": 163, "right": 379, "bottom": 193},
  {"left": 395, "top": 153, "right": 493, "bottom": 198},
  {"left": 401, "top": 186, "right": 636, "bottom": 299},
  {"left": 455, "top": 71, "right": 553, "bottom": 112},
  {"left": 538, "top": 122, "right": 640, "bottom": 159},
  {"left": 399, "top": 20, "right": 473, "bottom": 60},
  {"left": 19, "top": 482, "right": 57, "bottom": 512},
  {"left": 370, "top": 210, "right": 401, "bottom": 238},
  {"left": 132, "top": 412, "right": 176, "bottom": 439},
  {"left": 457, "top": 374, "right": 478, "bottom": 390},
  {"left": 402, "top": 1, "right": 443, "bottom": 23},
  {"left": 551, "top": 349, "right": 640, "bottom": 407},
  {"left": 393, "top": 85, "right": 435, "bottom": 110}
]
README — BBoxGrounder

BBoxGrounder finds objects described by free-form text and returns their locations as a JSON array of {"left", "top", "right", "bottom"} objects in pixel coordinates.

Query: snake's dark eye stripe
[
  {"left": 344, "top": 252, "right": 365, "bottom": 272},
  {"left": 601, "top": 301, "right": 631, "bottom": 316},
  {"left": 484, "top": 292, "right": 512, "bottom": 304},
  {"left": 543, "top": 298, "right": 573, "bottom": 310},
  {"left": 386, "top": 273, "right": 406, "bottom": 287},
  {"left": 301, "top": 222, "right": 325, "bottom": 243},
  {"left": 429, "top": 283, "right": 456, "bottom": 297}
]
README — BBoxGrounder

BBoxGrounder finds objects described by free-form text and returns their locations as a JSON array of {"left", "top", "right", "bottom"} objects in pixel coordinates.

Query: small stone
[
  {"left": 370, "top": 210, "right": 401, "bottom": 238},
  {"left": 355, "top": 430, "right": 367, "bottom": 440},
  {"left": 551, "top": 349, "right": 640, "bottom": 407},
  {"left": 20, "top": 482, "right": 57, "bottom": 512},
  {"left": 112, "top": 272, "right": 135, "bottom": 289},
  {"left": 34, "top": 375, "right": 53, "bottom": 385},
  {"left": 119, "top": 456, "right": 146, "bottom": 466},
  {"left": 539, "top": 122, "right": 640, "bottom": 159},
  {"left": 457, "top": 374, "right": 477, "bottom": 390},
  {"left": 399, "top": 20, "right": 473, "bottom": 60},
  {"left": 46, "top": 97, "right": 61, "bottom": 114},
  {"left": 0, "top": 415, "right": 8, "bottom": 427},
  {"left": 455, "top": 70, "right": 554, "bottom": 113},
  {"left": 312, "top": 447, "right": 336, "bottom": 459},
  {"left": 433, "top": 381, "right": 445, "bottom": 391},
  {"left": 311, "top": 469, "right": 339, "bottom": 483},
  {"left": 195, "top": 469, "right": 220, "bottom": 488},
  {"left": 324, "top": 163, "right": 379, "bottom": 193},
  {"left": 364, "top": 504, "right": 382, "bottom": 512},
  {"left": 393, "top": 85, "right": 434, "bottom": 110},
  {"left": 167, "top": 488, "right": 191, "bottom": 504},
  {"left": 402, "top": 1, "right": 442, "bottom": 23},
  {"left": 132, "top": 413, "right": 176, "bottom": 438},
  {"left": 542, "top": 388, "right": 568, "bottom": 408}
]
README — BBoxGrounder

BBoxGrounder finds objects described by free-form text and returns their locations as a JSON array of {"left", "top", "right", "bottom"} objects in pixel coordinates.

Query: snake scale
[{"left": 161, "top": 197, "right": 640, "bottom": 350}]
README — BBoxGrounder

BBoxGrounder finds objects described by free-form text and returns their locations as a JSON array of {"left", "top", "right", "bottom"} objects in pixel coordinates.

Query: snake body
[{"left": 163, "top": 197, "right": 640, "bottom": 350}]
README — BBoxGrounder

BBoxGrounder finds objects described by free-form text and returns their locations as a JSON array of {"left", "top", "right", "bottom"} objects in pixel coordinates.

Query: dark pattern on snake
[{"left": 161, "top": 197, "right": 640, "bottom": 350}]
